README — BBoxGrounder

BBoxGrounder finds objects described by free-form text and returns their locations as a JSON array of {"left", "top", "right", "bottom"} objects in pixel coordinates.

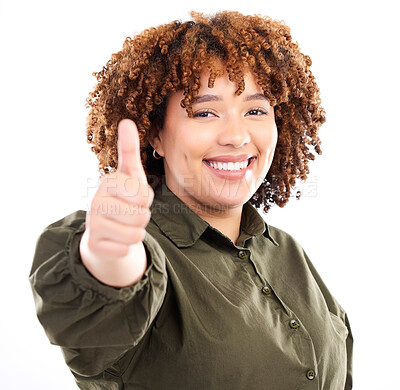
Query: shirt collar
[
  {"left": 150, "top": 184, "right": 279, "bottom": 248},
  {"left": 241, "top": 202, "right": 279, "bottom": 247}
]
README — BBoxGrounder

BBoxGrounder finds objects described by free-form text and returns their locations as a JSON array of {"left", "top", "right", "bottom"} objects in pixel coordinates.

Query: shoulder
[
  {"left": 266, "top": 224, "right": 306, "bottom": 254},
  {"left": 35, "top": 210, "right": 86, "bottom": 255},
  {"left": 266, "top": 223, "right": 347, "bottom": 319},
  {"left": 42, "top": 210, "right": 86, "bottom": 234}
]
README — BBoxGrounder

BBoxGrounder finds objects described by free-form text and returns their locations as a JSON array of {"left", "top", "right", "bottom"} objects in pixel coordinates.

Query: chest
[{"left": 122, "top": 238, "right": 348, "bottom": 389}]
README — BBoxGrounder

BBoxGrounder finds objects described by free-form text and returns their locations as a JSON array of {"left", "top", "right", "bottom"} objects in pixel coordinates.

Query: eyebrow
[
  {"left": 243, "top": 93, "right": 269, "bottom": 102},
  {"left": 194, "top": 94, "right": 222, "bottom": 103},
  {"left": 194, "top": 93, "right": 268, "bottom": 104}
]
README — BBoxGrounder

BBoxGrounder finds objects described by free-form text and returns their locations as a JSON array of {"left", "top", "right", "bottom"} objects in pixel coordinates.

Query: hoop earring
[{"left": 153, "top": 149, "right": 162, "bottom": 160}]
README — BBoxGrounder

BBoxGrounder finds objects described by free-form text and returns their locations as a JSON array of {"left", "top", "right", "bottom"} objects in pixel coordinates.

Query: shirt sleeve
[
  {"left": 303, "top": 251, "right": 353, "bottom": 390},
  {"left": 29, "top": 210, "right": 168, "bottom": 377}
]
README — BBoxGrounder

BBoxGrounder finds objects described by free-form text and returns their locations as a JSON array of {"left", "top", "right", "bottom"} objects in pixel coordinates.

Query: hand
[{"left": 80, "top": 119, "right": 153, "bottom": 285}]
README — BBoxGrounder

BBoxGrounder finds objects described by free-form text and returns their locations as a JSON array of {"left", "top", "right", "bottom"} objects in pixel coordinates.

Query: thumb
[{"left": 117, "top": 119, "right": 145, "bottom": 177}]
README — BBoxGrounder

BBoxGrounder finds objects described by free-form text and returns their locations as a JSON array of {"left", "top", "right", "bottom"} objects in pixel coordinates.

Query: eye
[
  {"left": 246, "top": 109, "right": 268, "bottom": 116},
  {"left": 193, "top": 110, "right": 217, "bottom": 118}
]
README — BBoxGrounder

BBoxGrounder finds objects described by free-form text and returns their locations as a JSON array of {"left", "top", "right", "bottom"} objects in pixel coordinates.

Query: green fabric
[{"left": 30, "top": 184, "right": 352, "bottom": 389}]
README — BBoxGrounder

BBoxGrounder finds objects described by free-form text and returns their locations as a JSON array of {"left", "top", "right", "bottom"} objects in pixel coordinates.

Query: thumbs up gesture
[{"left": 79, "top": 119, "right": 154, "bottom": 287}]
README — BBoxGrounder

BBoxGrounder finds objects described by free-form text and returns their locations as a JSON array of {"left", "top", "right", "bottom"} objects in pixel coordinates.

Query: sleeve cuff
[{"left": 67, "top": 220, "right": 167, "bottom": 304}]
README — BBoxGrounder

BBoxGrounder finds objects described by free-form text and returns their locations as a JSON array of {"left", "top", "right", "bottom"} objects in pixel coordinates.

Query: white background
[{"left": 1, "top": 0, "right": 399, "bottom": 388}]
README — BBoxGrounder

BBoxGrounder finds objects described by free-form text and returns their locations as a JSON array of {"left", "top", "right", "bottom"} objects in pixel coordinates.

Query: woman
[{"left": 30, "top": 11, "right": 352, "bottom": 389}]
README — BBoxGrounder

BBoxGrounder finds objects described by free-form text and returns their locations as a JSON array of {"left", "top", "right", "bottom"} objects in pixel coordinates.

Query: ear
[{"left": 148, "top": 125, "right": 165, "bottom": 157}]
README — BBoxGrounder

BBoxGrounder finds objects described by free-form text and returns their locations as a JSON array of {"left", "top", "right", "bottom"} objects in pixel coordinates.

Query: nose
[{"left": 218, "top": 117, "right": 250, "bottom": 148}]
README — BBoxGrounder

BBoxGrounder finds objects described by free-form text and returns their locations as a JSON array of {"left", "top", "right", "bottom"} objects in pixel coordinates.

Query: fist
[{"left": 83, "top": 119, "right": 154, "bottom": 261}]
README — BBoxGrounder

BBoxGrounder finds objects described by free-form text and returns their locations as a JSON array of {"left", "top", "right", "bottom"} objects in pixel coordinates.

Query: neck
[{"left": 189, "top": 202, "right": 243, "bottom": 244}]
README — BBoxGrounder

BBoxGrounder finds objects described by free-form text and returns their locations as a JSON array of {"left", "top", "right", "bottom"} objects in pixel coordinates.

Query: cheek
[
  {"left": 180, "top": 130, "right": 213, "bottom": 158},
  {"left": 271, "top": 129, "right": 278, "bottom": 151},
  {"left": 257, "top": 128, "right": 278, "bottom": 154},
  {"left": 161, "top": 129, "right": 208, "bottom": 164},
  {"left": 159, "top": 130, "right": 180, "bottom": 157}
]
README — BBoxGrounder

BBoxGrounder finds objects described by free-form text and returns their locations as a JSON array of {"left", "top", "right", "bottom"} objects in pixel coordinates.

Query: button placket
[
  {"left": 278, "top": 304, "right": 317, "bottom": 386},
  {"left": 257, "top": 278, "right": 317, "bottom": 386}
]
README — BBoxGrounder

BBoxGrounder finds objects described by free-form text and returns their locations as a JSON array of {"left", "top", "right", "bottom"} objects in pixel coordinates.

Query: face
[{"left": 152, "top": 70, "right": 278, "bottom": 215}]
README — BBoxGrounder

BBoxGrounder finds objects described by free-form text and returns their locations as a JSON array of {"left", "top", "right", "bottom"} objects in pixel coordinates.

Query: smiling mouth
[{"left": 204, "top": 157, "right": 256, "bottom": 172}]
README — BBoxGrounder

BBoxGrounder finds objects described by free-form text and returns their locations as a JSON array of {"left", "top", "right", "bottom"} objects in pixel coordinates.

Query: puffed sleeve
[{"left": 29, "top": 210, "right": 167, "bottom": 377}]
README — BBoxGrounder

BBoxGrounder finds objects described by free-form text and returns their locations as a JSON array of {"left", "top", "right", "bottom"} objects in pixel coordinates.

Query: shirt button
[
  {"left": 289, "top": 319, "right": 300, "bottom": 329},
  {"left": 237, "top": 250, "right": 248, "bottom": 259},
  {"left": 306, "top": 369, "right": 316, "bottom": 380},
  {"left": 261, "top": 286, "right": 271, "bottom": 295}
]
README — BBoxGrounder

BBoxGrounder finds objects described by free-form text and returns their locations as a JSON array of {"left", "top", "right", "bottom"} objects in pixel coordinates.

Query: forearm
[{"left": 30, "top": 212, "right": 168, "bottom": 376}]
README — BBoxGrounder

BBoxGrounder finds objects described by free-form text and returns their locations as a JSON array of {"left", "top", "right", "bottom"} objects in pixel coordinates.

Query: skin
[
  {"left": 152, "top": 70, "right": 278, "bottom": 243},
  {"left": 80, "top": 70, "right": 278, "bottom": 287},
  {"left": 79, "top": 120, "right": 153, "bottom": 287}
]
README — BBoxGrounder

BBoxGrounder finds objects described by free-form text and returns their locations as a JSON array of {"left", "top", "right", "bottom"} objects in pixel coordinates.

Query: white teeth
[{"left": 207, "top": 159, "right": 250, "bottom": 171}]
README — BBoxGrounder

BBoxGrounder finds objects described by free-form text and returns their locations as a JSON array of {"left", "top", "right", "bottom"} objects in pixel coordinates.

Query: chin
[{"left": 208, "top": 191, "right": 252, "bottom": 209}]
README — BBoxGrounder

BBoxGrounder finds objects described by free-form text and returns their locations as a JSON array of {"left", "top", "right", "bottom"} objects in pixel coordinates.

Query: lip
[
  {"left": 203, "top": 154, "right": 254, "bottom": 163},
  {"left": 202, "top": 155, "right": 256, "bottom": 180}
]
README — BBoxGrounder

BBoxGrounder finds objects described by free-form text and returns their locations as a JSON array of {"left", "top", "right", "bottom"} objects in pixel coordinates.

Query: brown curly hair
[{"left": 86, "top": 10, "right": 325, "bottom": 212}]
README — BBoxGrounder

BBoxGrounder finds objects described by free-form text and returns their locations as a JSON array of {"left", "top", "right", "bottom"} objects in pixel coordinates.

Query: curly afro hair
[{"left": 86, "top": 10, "right": 325, "bottom": 212}]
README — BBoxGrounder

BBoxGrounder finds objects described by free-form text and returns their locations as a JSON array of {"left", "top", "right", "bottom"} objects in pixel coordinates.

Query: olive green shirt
[{"left": 30, "top": 184, "right": 352, "bottom": 389}]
